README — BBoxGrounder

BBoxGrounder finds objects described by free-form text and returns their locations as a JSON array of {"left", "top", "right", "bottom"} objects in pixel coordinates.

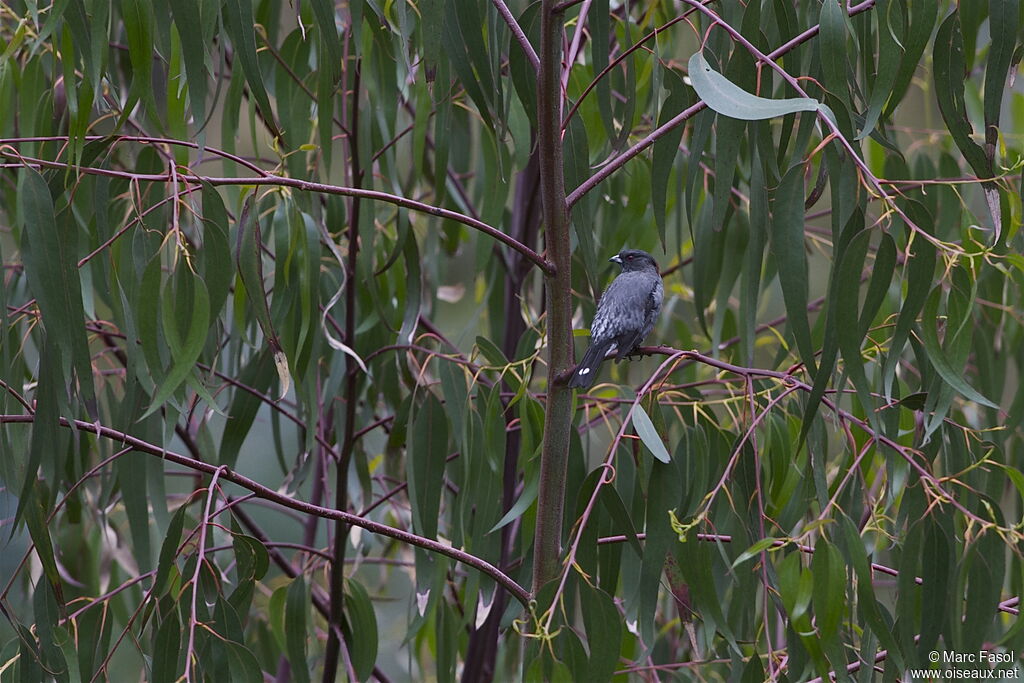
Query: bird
[{"left": 568, "top": 249, "right": 664, "bottom": 389}]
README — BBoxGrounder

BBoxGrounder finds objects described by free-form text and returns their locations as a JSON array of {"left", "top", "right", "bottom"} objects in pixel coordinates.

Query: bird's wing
[
  {"left": 593, "top": 272, "right": 651, "bottom": 334},
  {"left": 602, "top": 273, "right": 661, "bottom": 358},
  {"left": 645, "top": 279, "right": 664, "bottom": 321}
]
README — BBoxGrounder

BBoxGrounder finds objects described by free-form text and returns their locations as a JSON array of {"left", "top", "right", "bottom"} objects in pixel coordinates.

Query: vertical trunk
[{"left": 532, "top": 1, "right": 573, "bottom": 594}]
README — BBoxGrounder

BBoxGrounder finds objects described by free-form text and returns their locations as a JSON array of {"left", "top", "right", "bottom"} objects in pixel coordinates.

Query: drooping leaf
[
  {"left": 489, "top": 466, "right": 539, "bottom": 533},
  {"left": 688, "top": 52, "right": 820, "bottom": 120},
  {"left": 652, "top": 69, "right": 691, "bottom": 248},
  {"left": 630, "top": 403, "right": 671, "bottom": 464},
  {"left": 882, "top": 203, "right": 936, "bottom": 399},
  {"left": 933, "top": 12, "right": 992, "bottom": 180},
  {"left": 284, "top": 577, "right": 310, "bottom": 683},
  {"left": 885, "top": 0, "right": 938, "bottom": 118},
  {"left": 18, "top": 168, "right": 95, "bottom": 412},
  {"left": 770, "top": 164, "right": 816, "bottom": 374},
  {"left": 857, "top": 0, "right": 903, "bottom": 139},
  {"left": 235, "top": 194, "right": 291, "bottom": 396},
  {"left": 407, "top": 393, "right": 449, "bottom": 539},
  {"left": 151, "top": 609, "right": 181, "bottom": 683},
  {"left": 919, "top": 286, "right": 997, "bottom": 409},
  {"left": 343, "top": 579, "right": 379, "bottom": 681},
  {"left": 168, "top": 0, "right": 208, "bottom": 129},
  {"left": 818, "top": 0, "right": 851, "bottom": 108},
  {"left": 580, "top": 584, "right": 622, "bottom": 683},
  {"left": 142, "top": 273, "right": 210, "bottom": 417},
  {"left": 221, "top": 0, "right": 280, "bottom": 138},
  {"left": 119, "top": 0, "right": 159, "bottom": 125},
  {"left": 983, "top": 0, "right": 1019, "bottom": 145}
]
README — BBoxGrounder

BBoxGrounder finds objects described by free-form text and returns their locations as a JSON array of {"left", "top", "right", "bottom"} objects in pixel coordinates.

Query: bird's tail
[{"left": 568, "top": 340, "right": 614, "bottom": 389}]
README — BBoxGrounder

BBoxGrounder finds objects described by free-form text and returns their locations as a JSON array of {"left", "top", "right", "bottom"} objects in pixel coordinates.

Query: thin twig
[
  {"left": 0, "top": 151, "right": 555, "bottom": 275},
  {"left": 0, "top": 414, "right": 531, "bottom": 607},
  {"left": 493, "top": 0, "right": 539, "bottom": 72}
]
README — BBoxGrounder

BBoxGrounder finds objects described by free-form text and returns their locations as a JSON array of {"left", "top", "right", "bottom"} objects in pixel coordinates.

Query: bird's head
[{"left": 610, "top": 249, "right": 659, "bottom": 273}]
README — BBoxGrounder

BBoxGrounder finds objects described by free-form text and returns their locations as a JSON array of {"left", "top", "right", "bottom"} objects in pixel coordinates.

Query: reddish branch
[
  {"left": 0, "top": 144, "right": 554, "bottom": 275},
  {"left": 0, "top": 413, "right": 530, "bottom": 607}
]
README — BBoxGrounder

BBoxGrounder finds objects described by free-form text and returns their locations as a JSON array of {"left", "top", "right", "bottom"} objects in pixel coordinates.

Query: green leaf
[
  {"left": 984, "top": 0, "right": 1019, "bottom": 141},
  {"left": 508, "top": 3, "right": 539, "bottom": 129},
  {"left": 489, "top": 465, "right": 539, "bottom": 533},
  {"left": 919, "top": 518, "right": 951, "bottom": 655},
  {"left": 818, "top": 0, "right": 850, "bottom": 108},
  {"left": 599, "top": 485, "right": 643, "bottom": 557},
  {"left": 221, "top": 0, "right": 280, "bottom": 139},
  {"left": 563, "top": 108, "right": 592, "bottom": 223},
  {"left": 886, "top": 0, "right": 938, "bottom": 118},
  {"left": 652, "top": 69, "right": 690, "bottom": 247},
  {"left": 151, "top": 610, "right": 181, "bottom": 683},
  {"left": 22, "top": 487, "right": 63, "bottom": 606},
  {"left": 835, "top": 229, "right": 878, "bottom": 430},
  {"left": 589, "top": 0, "right": 613, "bottom": 142},
  {"left": 120, "top": 0, "right": 159, "bottom": 125},
  {"left": 933, "top": 12, "right": 992, "bottom": 180},
  {"left": 919, "top": 287, "right": 997, "bottom": 409},
  {"left": 630, "top": 403, "right": 671, "bottom": 463},
  {"left": 882, "top": 203, "right": 936, "bottom": 399},
  {"left": 741, "top": 144, "right": 769, "bottom": 365},
  {"left": 687, "top": 52, "right": 820, "bottom": 120},
  {"left": 960, "top": 529, "right": 1006, "bottom": 653},
  {"left": 223, "top": 640, "right": 263, "bottom": 682},
  {"left": 155, "top": 505, "right": 187, "bottom": 596},
  {"left": 731, "top": 537, "right": 778, "bottom": 568},
  {"left": 117, "top": 448, "right": 152, "bottom": 573},
  {"left": 396, "top": 231, "right": 422, "bottom": 356},
  {"left": 857, "top": 0, "right": 903, "bottom": 139},
  {"left": 811, "top": 538, "right": 845, "bottom": 644},
  {"left": 770, "top": 164, "right": 816, "bottom": 374},
  {"left": 31, "top": 577, "right": 67, "bottom": 679},
  {"left": 218, "top": 350, "right": 275, "bottom": 468},
  {"left": 859, "top": 232, "right": 896, "bottom": 338},
  {"left": 580, "top": 584, "right": 622, "bottom": 683},
  {"left": 636, "top": 460, "right": 678, "bottom": 647},
  {"left": 309, "top": 0, "right": 342, "bottom": 82},
  {"left": 199, "top": 184, "right": 232, "bottom": 321},
  {"left": 442, "top": 0, "right": 495, "bottom": 131},
  {"left": 778, "top": 551, "right": 813, "bottom": 621},
  {"left": 137, "top": 252, "right": 166, "bottom": 383},
  {"left": 407, "top": 393, "right": 449, "bottom": 539},
  {"left": 284, "top": 577, "right": 310, "bottom": 683},
  {"left": 344, "top": 579, "right": 378, "bottom": 681},
  {"left": 142, "top": 274, "right": 210, "bottom": 417},
  {"left": 168, "top": 0, "right": 208, "bottom": 129},
  {"left": 229, "top": 532, "right": 270, "bottom": 616},
  {"left": 476, "top": 335, "right": 510, "bottom": 367},
  {"left": 17, "top": 168, "right": 95, "bottom": 411},
  {"left": 674, "top": 539, "right": 739, "bottom": 654},
  {"left": 64, "top": 0, "right": 96, "bottom": 87},
  {"left": 837, "top": 514, "right": 904, "bottom": 670},
  {"left": 710, "top": 53, "right": 749, "bottom": 238},
  {"left": 235, "top": 194, "right": 291, "bottom": 396}
]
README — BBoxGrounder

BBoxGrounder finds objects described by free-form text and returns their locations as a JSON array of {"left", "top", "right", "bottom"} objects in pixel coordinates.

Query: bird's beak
[{"left": 609, "top": 255, "right": 622, "bottom": 265}]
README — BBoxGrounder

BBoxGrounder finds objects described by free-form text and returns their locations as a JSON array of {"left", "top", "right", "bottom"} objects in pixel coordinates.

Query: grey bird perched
[{"left": 569, "top": 249, "right": 664, "bottom": 389}]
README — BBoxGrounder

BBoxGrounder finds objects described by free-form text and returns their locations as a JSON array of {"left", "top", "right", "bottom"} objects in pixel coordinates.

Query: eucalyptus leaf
[{"left": 688, "top": 52, "right": 820, "bottom": 121}]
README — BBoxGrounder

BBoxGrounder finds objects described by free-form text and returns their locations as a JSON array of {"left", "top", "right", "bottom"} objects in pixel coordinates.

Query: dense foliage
[{"left": 1, "top": 0, "right": 1023, "bottom": 680}]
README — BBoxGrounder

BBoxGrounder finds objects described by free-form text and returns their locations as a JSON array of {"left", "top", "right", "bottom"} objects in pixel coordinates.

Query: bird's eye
[{"left": 626, "top": 254, "right": 633, "bottom": 260}]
